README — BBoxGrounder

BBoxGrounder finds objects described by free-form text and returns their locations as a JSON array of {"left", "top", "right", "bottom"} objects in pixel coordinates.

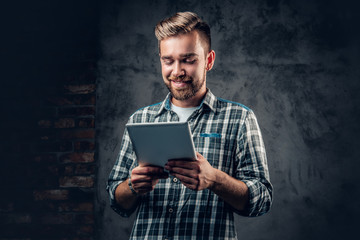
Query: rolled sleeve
[
  {"left": 106, "top": 127, "right": 139, "bottom": 217},
  {"left": 235, "top": 110, "right": 273, "bottom": 217}
]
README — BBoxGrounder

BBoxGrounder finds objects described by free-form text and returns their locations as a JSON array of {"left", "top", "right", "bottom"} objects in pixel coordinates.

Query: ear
[{"left": 206, "top": 50, "right": 216, "bottom": 71}]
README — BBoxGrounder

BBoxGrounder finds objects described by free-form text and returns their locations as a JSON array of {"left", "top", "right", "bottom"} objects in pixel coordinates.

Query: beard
[{"left": 164, "top": 72, "right": 206, "bottom": 101}]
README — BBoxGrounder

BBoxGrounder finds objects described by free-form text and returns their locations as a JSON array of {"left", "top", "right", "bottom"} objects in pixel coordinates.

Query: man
[{"left": 107, "top": 12, "right": 273, "bottom": 239}]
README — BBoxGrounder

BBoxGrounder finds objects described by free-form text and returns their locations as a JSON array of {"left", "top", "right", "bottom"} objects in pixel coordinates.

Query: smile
[{"left": 171, "top": 80, "right": 190, "bottom": 88}]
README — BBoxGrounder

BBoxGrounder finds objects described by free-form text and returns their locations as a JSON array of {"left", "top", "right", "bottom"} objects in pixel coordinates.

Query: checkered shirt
[{"left": 107, "top": 89, "right": 273, "bottom": 240}]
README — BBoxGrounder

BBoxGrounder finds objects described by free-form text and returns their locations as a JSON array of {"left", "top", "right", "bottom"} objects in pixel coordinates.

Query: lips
[
  {"left": 168, "top": 76, "right": 192, "bottom": 89},
  {"left": 171, "top": 80, "right": 189, "bottom": 88}
]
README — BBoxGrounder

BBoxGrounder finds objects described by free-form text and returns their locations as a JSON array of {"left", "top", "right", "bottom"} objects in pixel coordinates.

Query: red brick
[
  {"left": 59, "top": 176, "right": 94, "bottom": 188},
  {"left": 64, "top": 165, "right": 75, "bottom": 175},
  {"left": 58, "top": 202, "right": 93, "bottom": 212},
  {"left": 37, "top": 141, "right": 73, "bottom": 152},
  {"left": 48, "top": 96, "right": 73, "bottom": 105},
  {"left": 77, "top": 118, "right": 94, "bottom": 128},
  {"left": 54, "top": 118, "right": 75, "bottom": 128},
  {"left": 40, "top": 213, "right": 74, "bottom": 224},
  {"left": 64, "top": 84, "right": 95, "bottom": 94},
  {"left": 47, "top": 95, "right": 95, "bottom": 106},
  {"left": 60, "top": 129, "right": 95, "bottom": 139},
  {"left": 33, "top": 202, "right": 58, "bottom": 212},
  {"left": 60, "top": 153, "right": 94, "bottom": 163},
  {"left": 33, "top": 154, "right": 57, "bottom": 163},
  {"left": 61, "top": 164, "right": 94, "bottom": 175},
  {"left": 38, "top": 119, "right": 52, "bottom": 128},
  {"left": 59, "top": 107, "right": 95, "bottom": 117},
  {"left": 74, "top": 141, "right": 95, "bottom": 151},
  {"left": 74, "top": 164, "right": 95, "bottom": 175},
  {"left": 33, "top": 190, "right": 69, "bottom": 201}
]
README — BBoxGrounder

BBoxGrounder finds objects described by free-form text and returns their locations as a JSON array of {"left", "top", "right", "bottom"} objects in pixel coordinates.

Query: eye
[
  {"left": 162, "top": 59, "right": 173, "bottom": 65},
  {"left": 184, "top": 59, "right": 196, "bottom": 64}
]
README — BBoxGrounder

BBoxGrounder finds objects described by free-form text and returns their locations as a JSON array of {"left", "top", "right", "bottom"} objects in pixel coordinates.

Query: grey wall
[{"left": 96, "top": 0, "right": 360, "bottom": 239}]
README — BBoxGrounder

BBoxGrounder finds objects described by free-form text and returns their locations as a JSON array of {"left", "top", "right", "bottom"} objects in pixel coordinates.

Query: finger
[
  {"left": 132, "top": 166, "right": 166, "bottom": 175},
  {"left": 171, "top": 172, "right": 197, "bottom": 185},
  {"left": 182, "top": 182, "right": 199, "bottom": 191},
  {"left": 167, "top": 160, "right": 198, "bottom": 170},
  {"left": 172, "top": 173, "right": 199, "bottom": 190},
  {"left": 132, "top": 181, "right": 150, "bottom": 189},
  {"left": 169, "top": 167, "right": 198, "bottom": 179},
  {"left": 196, "top": 152, "right": 203, "bottom": 160},
  {"left": 131, "top": 175, "right": 153, "bottom": 183},
  {"left": 133, "top": 179, "right": 159, "bottom": 193},
  {"left": 132, "top": 172, "right": 168, "bottom": 183}
]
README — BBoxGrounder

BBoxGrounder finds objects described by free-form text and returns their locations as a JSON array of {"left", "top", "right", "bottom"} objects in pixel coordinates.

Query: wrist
[
  {"left": 128, "top": 178, "right": 138, "bottom": 196},
  {"left": 208, "top": 169, "right": 220, "bottom": 191},
  {"left": 208, "top": 168, "right": 222, "bottom": 191}
]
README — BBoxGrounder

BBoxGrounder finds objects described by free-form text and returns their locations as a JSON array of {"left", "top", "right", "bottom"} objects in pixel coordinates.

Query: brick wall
[
  {"left": 1, "top": 1, "right": 98, "bottom": 239},
  {"left": 1, "top": 67, "right": 97, "bottom": 240}
]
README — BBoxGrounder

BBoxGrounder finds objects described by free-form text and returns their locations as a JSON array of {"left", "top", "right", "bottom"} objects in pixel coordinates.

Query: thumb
[{"left": 196, "top": 152, "right": 203, "bottom": 160}]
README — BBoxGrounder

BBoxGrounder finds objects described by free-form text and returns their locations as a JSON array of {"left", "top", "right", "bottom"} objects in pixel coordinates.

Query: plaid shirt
[{"left": 107, "top": 89, "right": 273, "bottom": 240}]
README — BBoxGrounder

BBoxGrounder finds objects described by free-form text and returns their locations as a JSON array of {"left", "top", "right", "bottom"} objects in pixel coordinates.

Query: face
[{"left": 159, "top": 31, "right": 215, "bottom": 105}]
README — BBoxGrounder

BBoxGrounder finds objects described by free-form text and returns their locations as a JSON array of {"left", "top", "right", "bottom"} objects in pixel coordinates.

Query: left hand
[{"left": 164, "top": 152, "right": 217, "bottom": 191}]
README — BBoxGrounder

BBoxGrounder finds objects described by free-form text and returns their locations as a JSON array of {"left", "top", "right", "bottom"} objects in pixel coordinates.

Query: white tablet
[{"left": 126, "top": 122, "right": 197, "bottom": 167}]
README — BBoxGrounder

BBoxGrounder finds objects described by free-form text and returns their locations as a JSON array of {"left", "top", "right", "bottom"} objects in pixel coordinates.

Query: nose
[{"left": 172, "top": 61, "right": 184, "bottom": 78}]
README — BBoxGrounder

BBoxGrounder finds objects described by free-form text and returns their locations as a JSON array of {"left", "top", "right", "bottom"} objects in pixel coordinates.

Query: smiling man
[{"left": 107, "top": 12, "right": 273, "bottom": 240}]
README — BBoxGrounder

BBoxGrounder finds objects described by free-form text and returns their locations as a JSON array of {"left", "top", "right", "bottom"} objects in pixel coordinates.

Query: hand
[
  {"left": 130, "top": 165, "right": 168, "bottom": 195},
  {"left": 165, "top": 152, "right": 217, "bottom": 191}
]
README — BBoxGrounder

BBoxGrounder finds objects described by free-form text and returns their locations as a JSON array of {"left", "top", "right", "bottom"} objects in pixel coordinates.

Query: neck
[{"left": 171, "top": 87, "right": 207, "bottom": 108}]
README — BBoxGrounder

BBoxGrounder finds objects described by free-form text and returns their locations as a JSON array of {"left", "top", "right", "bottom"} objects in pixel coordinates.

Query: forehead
[{"left": 159, "top": 31, "right": 205, "bottom": 57}]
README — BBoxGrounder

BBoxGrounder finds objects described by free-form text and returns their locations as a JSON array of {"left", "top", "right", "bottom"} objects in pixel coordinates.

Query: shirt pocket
[{"left": 194, "top": 132, "right": 223, "bottom": 168}]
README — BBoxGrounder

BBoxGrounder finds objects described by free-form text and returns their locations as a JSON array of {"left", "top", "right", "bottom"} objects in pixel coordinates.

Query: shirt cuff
[
  {"left": 107, "top": 180, "right": 139, "bottom": 218},
  {"left": 236, "top": 179, "right": 273, "bottom": 217}
]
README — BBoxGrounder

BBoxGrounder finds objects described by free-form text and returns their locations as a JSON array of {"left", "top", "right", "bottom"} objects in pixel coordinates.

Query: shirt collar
[
  {"left": 156, "top": 89, "right": 217, "bottom": 117},
  {"left": 201, "top": 89, "right": 217, "bottom": 112}
]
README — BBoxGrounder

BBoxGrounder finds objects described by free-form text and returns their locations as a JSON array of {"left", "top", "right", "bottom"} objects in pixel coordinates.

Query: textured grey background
[{"left": 96, "top": 0, "right": 360, "bottom": 239}]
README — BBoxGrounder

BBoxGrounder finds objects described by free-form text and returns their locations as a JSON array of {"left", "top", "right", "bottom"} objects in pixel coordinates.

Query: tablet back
[{"left": 126, "top": 122, "right": 196, "bottom": 167}]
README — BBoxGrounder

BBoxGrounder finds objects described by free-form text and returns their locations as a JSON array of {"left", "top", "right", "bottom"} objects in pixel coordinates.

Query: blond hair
[{"left": 155, "top": 11, "right": 211, "bottom": 53}]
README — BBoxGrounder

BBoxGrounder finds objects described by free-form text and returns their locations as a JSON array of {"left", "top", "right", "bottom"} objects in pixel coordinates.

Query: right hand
[{"left": 130, "top": 165, "right": 168, "bottom": 195}]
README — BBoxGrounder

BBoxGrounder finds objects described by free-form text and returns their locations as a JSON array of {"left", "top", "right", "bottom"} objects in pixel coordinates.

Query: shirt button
[
  {"left": 169, "top": 208, "right": 173, "bottom": 213},
  {"left": 173, "top": 177, "right": 178, "bottom": 183}
]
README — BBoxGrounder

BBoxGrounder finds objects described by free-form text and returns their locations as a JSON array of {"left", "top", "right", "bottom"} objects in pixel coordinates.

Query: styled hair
[{"left": 155, "top": 11, "right": 211, "bottom": 53}]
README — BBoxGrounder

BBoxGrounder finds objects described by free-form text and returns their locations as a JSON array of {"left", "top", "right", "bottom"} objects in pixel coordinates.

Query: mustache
[{"left": 168, "top": 75, "right": 192, "bottom": 82}]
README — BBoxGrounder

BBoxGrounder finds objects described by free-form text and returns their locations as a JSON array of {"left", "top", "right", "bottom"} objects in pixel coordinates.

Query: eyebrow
[
  {"left": 180, "top": 53, "right": 198, "bottom": 58},
  {"left": 161, "top": 53, "right": 198, "bottom": 60}
]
